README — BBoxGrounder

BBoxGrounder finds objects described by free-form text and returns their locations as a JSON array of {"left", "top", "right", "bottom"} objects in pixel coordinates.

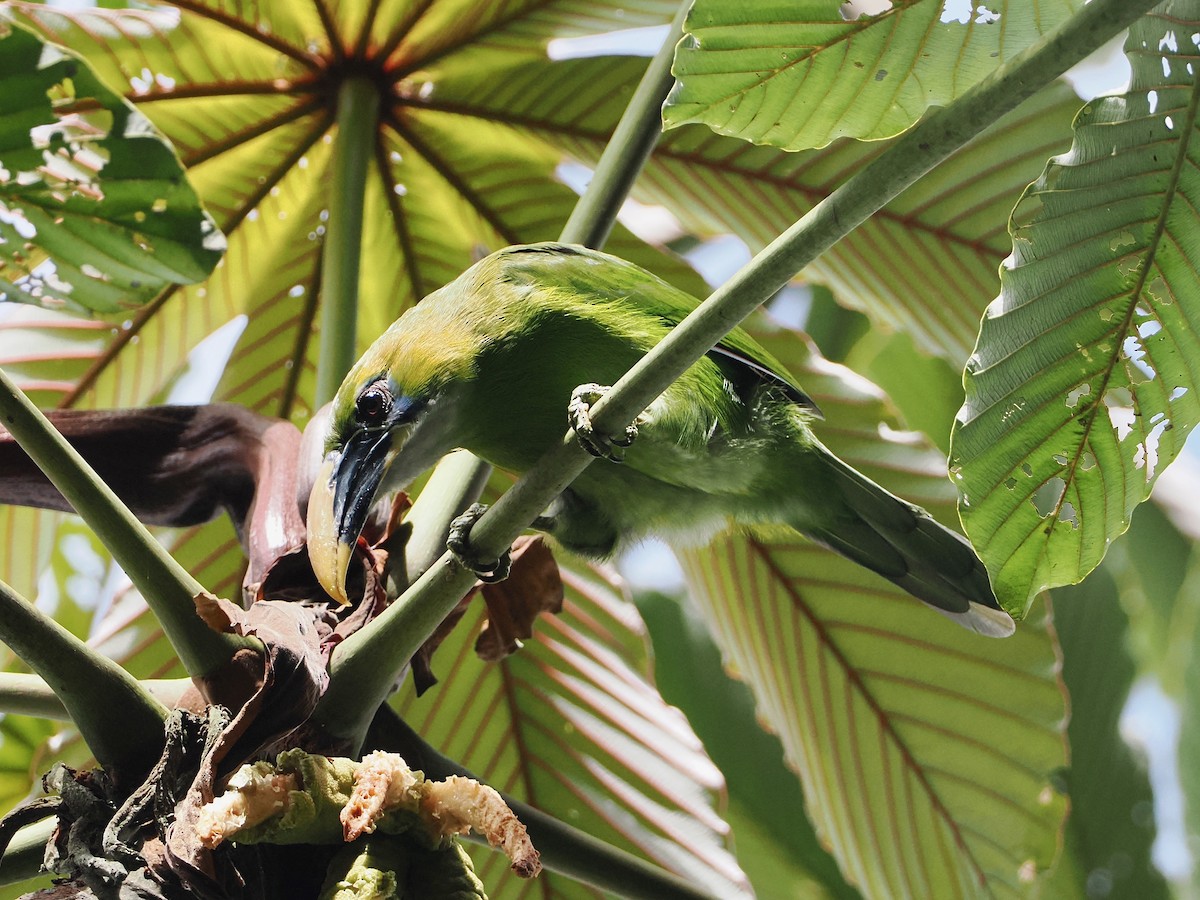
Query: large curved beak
[{"left": 306, "top": 428, "right": 394, "bottom": 605}]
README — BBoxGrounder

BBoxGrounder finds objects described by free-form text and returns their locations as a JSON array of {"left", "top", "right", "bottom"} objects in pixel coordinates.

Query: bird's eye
[{"left": 355, "top": 384, "right": 392, "bottom": 425}]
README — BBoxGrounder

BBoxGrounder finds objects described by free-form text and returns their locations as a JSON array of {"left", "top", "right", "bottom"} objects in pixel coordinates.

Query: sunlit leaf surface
[
  {"left": 951, "top": 3, "right": 1200, "bottom": 615},
  {"left": 0, "top": 18, "right": 222, "bottom": 313},
  {"left": 646, "top": 80, "right": 1075, "bottom": 360},
  {"left": 664, "top": 0, "right": 1079, "bottom": 150},
  {"left": 680, "top": 325, "right": 1066, "bottom": 899},
  {"left": 391, "top": 558, "right": 750, "bottom": 899},
  {"left": 3, "top": 0, "right": 702, "bottom": 423},
  {"left": 638, "top": 588, "right": 864, "bottom": 898}
]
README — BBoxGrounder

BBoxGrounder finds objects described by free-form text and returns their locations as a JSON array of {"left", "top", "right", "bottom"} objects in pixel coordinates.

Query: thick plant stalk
[
  {"left": 0, "top": 579, "right": 167, "bottom": 783},
  {"left": 0, "top": 673, "right": 188, "bottom": 720},
  {"left": 398, "top": 450, "right": 493, "bottom": 588},
  {"left": 0, "top": 369, "right": 255, "bottom": 678},
  {"left": 313, "top": 3, "right": 690, "bottom": 746},
  {"left": 316, "top": 77, "right": 379, "bottom": 406},
  {"left": 559, "top": 1, "right": 689, "bottom": 247},
  {"left": 0, "top": 818, "right": 56, "bottom": 887}
]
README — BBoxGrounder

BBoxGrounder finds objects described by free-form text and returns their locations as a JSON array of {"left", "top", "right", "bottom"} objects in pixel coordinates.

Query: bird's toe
[{"left": 447, "top": 503, "right": 512, "bottom": 583}]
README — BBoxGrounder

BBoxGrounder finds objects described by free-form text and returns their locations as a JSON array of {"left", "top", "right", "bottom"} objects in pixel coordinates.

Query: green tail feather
[{"left": 798, "top": 454, "right": 1013, "bottom": 638}]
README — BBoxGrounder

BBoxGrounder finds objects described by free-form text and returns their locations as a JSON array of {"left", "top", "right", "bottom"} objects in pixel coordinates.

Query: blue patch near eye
[{"left": 392, "top": 395, "right": 424, "bottom": 424}]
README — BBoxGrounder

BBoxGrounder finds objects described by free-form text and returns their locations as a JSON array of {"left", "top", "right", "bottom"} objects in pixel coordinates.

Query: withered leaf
[
  {"left": 0, "top": 404, "right": 307, "bottom": 603},
  {"left": 475, "top": 536, "right": 563, "bottom": 662},
  {"left": 410, "top": 536, "right": 563, "bottom": 693}
]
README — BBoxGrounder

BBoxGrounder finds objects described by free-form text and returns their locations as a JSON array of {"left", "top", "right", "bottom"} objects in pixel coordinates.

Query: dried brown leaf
[
  {"left": 475, "top": 536, "right": 563, "bottom": 662},
  {"left": 410, "top": 536, "right": 563, "bottom": 692}
]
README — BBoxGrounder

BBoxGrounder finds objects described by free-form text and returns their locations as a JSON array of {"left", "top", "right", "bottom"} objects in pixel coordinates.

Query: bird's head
[{"left": 306, "top": 317, "right": 472, "bottom": 604}]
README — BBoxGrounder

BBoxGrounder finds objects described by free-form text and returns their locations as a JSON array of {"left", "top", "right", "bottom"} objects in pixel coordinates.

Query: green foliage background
[{"left": 0, "top": 1, "right": 1196, "bottom": 898}]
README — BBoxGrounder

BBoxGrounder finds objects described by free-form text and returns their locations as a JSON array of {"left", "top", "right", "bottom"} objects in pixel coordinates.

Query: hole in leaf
[
  {"left": 1110, "top": 231, "right": 1137, "bottom": 251},
  {"left": 1031, "top": 477, "right": 1066, "bottom": 519},
  {"left": 1138, "top": 319, "right": 1162, "bottom": 338},
  {"left": 1066, "top": 383, "right": 1091, "bottom": 408},
  {"left": 1135, "top": 419, "right": 1171, "bottom": 479},
  {"left": 1105, "top": 389, "right": 1136, "bottom": 440},
  {"left": 1019, "top": 860, "right": 1037, "bottom": 884},
  {"left": 841, "top": 0, "right": 892, "bottom": 20}
]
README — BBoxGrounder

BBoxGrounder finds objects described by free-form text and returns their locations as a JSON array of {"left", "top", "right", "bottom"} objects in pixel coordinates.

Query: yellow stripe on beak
[{"left": 307, "top": 456, "right": 353, "bottom": 606}]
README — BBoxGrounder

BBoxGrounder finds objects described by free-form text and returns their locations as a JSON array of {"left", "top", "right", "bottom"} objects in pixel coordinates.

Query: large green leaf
[
  {"left": 664, "top": 0, "right": 1080, "bottom": 150},
  {"left": 637, "top": 588, "right": 862, "bottom": 899},
  {"left": 678, "top": 323, "right": 1066, "bottom": 899},
  {"left": 548, "top": 71, "right": 1081, "bottom": 361},
  {"left": 390, "top": 558, "right": 749, "bottom": 899},
  {"left": 0, "top": 17, "right": 222, "bottom": 313},
  {"left": 950, "top": 2, "right": 1200, "bottom": 617},
  {"left": 2, "top": 0, "right": 704, "bottom": 430}
]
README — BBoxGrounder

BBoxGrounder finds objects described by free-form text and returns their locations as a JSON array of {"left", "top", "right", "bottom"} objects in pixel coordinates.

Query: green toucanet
[{"left": 306, "top": 243, "right": 1012, "bottom": 637}]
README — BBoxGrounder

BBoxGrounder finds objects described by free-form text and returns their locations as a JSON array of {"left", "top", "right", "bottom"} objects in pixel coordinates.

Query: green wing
[{"left": 497, "top": 243, "right": 821, "bottom": 416}]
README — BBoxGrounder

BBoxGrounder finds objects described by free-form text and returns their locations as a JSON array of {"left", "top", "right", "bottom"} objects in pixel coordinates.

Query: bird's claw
[
  {"left": 447, "top": 503, "right": 511, "bottom": 583},
  {"left": 569, "top": 383, "right": 638, "bottom": 463}
]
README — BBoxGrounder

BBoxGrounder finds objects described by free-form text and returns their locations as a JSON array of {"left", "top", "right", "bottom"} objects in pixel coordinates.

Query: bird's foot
[
  {"left": 447, "top": 503, "right": 511, "bottom": 583},
  {"left": 569, "top": 383, "right": 638, "bottom": 463}
]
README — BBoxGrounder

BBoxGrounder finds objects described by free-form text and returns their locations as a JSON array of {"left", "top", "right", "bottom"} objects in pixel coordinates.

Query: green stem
[
  {"left": 558, "top": 2, "right": 688, "bottom": 247},
  {"left": 0, "top": 673, "right": 188, "bottom": 720},
  {"left": 316, "top": 77, "right": 380, "bottom": 407},
  {"left": 0, "top": 818, "right": 55, "bottom": 887},
  {"left": 366, "top": 709, "right": 718, "bottom": 900},
  {"left": 0, "top": 580, "right": 167, "bottom": 783},
  {"left": 397, "top": 450, "right": 492, "bottom": 588},
  {"left": 313, "top": 5, "right": 689, "bottom": 746},
  {"left": 0, "top": 369, "right": 253, "bottom": 678}
]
